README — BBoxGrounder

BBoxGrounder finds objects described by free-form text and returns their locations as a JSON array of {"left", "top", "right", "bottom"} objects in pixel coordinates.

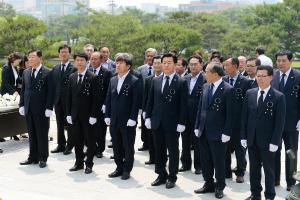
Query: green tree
[{"left": 0, "top": 2, "right": 16, "bottom": 18}]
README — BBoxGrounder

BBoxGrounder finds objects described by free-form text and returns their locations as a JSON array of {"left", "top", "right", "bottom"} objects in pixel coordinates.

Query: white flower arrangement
[{"left": 0, "top": 93, "right": 20, "bottom": 108}]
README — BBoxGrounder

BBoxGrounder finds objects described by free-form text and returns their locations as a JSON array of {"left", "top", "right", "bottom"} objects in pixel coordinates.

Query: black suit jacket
[
  {"left": 241, "top": 87, "right": 286, "bottom": 149},
  {"left": 184, "top": 73, "right": 206, "bottom": 127},
  {"left": 223, "top": 74, "right": 251, "bottom": 133},
  {"left": 66, "top": 70, "right": 98, "bottom": 121},
  {"left": 19, "top": 66, "right": 54, "bottom": 115},
  {"left": 249, "top": 78, "right": 258, "bottom": 89},
  {"left": 142, "top": 75, "right": 155, "bottom": 111},
  {"left": 105, "top": 72, "right": 141, "bottom": 127},
  {"left": 195, "top": 80, "right": 234, "bottom": 140},
  {"left": 52, "top": 62, "right": 76, "bottom": 105},
  {"left": 146, "top": 74, "right": 188, "bottom": 131},
  {"left": 92, "top": 66, "right": 112, "bottom": 118},
  {"left": 1, "top": 64, "right": 17, "bottom": 95},
  {"left": 272, "top": 68, "right": 300, "bottom": 131}
]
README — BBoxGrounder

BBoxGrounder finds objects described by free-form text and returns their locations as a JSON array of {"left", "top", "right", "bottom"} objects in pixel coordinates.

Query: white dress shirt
[
  {"left": 279, "top": 67, "right": 291, "bottom": 85},
  {"left": 32, "top": 64, "right": 42, "bottom": 78},
  {"left": 258, "top": 54, "right": 273, "bottom": 67},
  {"left": 77, "top": 68, "right": 87, "bottom": 83},
  {"left": 161, "top": 72, "right": 176, "bottom": 93},
  {"left": 257, "top": 85, "right": 271, "bottom": 103},
  {"left": 11, "top": 66, "right": 18, "bottom": 86},
  {"left": 228, "top": 73, "right": 238, "bottom": 86},
  {"left": 117, "top": 70, "right": 130, "bottom": 94},
  {"left": 212, "top": 78, "right": 223, "bottom": 95},
  {"left": 61, "top": 61, "right": 69, "bottom": 71},
  {"left": 189, "top": 72, "right": 201, "bottom": 94}
]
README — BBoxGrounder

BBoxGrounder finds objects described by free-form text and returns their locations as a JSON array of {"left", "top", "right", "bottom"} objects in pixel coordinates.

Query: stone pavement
[{"left": 0, "top": 117, "right": 295, "bottom": 200}]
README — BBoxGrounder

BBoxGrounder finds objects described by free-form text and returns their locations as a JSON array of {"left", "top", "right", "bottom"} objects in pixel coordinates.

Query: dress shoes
[
  {"left": 145, "top": 160, "right": 155, "bottom": 165},
  {"left": 39, "top": 161, "right": 47, "bottom": 168},
  {"left": 51, "top": 146, "right": 65, "bottom": 153},
  {"left": 195, "top": 169, "right": 202, "bottom": 175},
  {"left": 178, "top": 166, "right": 191, "bottom": 172},
  {"left": 215, "top": 190, "right": 224, "bottom": 199},
  {"left": 138, "top": 146, "right": 148, "bottom": 151},
  {"left": 20, "top": 159, "right": 38, "bottom": 165},
  {"left": 236, "top": 176, "right": 244, "bottom": 183},
  {"left": 110, "top": 155, "right": 114, "bottom": 159},
  {"left": 96, "top": 152, "right": 103, "bottom": 158},
  {"left": 108, "top": 170, "right": 122, "bottom": 178},
  {"left": 245, "top": 194, "right": 261, "bottom": 200},
  {"left": 121, "top": 172, "right": 130, "bottom": 180},
  {"left": 108, "top": 144, "right": 113, "bottom": 148},
  {"left": 69, "top": 164, "right": 84, "bottom": 172},
  {"left": 166, "top": 180, "right": 176, "bottom": 189},
  {"left": 12, "top": 135, "right": 20, "bottom": 141},
  {"left": 85, "top": 167, "right": 93, "bottom": 174},
  {"left": 0, "top": 149, "right": 3, "bottom": 153},
  {"left": 151, "top": 177, "right": 167, "bottom": 186},
  {"left": 63, "top": 146, "right": 73, "bottom": 155},
  {"left": 194, "top": 184, "right": 215, "bottom": 194},
  {"left": 0, "top": 138, "right": 6, "bottom": 142}
]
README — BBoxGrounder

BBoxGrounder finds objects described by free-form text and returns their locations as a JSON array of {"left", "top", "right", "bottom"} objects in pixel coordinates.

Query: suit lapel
[
  {"left": 209, "top": 81, "right": 224, "bottom": 107},
  {"left": 191, "top": 74, "right": 203, "bottom": 95},
  {"left": 117, "top": 73, "right": 131, "bottom": 97},
  {"left": 284, "top": 69, "right": 295, "bottom": 93}
]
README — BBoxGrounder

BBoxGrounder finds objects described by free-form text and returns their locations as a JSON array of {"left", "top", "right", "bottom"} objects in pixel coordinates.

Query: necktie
[
  {"left": 61, "top": 64, "right": 65, "bottom": 73},
  {"left": 257, "top": 90, "right": 265, "bottom": 113},
  {"left": 78, "top": 74, "right": 83, "bottom": 86},
  {"left": 93, "top": 69, "right": 97, "bottom": 74},
  {"left": 208, "top": 83, "right": 214, "bottom": 104},
  {"left": 230, "top": 78, "right": 234, "bottom": 86},
  {"left": 31, "top": 69, "right": 36, "bottom": 83},
  {"left": 163, "top": 76, "right": 170, "bottom": 94},
  {"left": 148, "top": 67, "right": 152, "bottom": 76},
  {"left": 279, "top": 73, "right": 286, "bottom": 92}
]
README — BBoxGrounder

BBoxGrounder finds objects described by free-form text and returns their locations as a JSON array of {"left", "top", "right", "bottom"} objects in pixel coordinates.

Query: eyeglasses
[{"left": 256, "top": 75, "right": 270, "bottom": 78}]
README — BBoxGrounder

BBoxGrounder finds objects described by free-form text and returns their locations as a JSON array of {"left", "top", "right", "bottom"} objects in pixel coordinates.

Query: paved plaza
[{"left": 0, "top": 117, "right": 295, "bottom": 200}]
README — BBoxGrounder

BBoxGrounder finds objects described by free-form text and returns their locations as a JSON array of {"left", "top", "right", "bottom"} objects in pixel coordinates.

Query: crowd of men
[{"left": 3, "top": 43, "right": 298, "bottom": 200}]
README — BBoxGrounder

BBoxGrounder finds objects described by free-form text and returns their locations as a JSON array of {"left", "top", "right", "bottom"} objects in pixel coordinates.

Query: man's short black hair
[
  {"left": 73, "top": 51, "right": 88, "bottom": 61},
  {"left": 257, "top": 65, "right": 273, "bottom": 76},
  {"left": 161, "top": 53, "right": 177, "bottom": 64},
  {"left": 246, "top": 57, "right": 261, "bottom": 66},
  {"left": 209, "top": 62, "right": 225, "bottom": 77},
  {"left": 28, "top": 49, "right": 42, "bottom": 57},
  {"left": 231, "top": 57, "right": 239, "bottom": 68},
  {"left": 178, "top": 57, "right": 188, "bottom": 68},
  {"left": 275, "top": 50, "right": 293, "bottom": 61},
  {"left": 256, "top": 47, "right": 265, "bottom": 55},
  {"left": 188, "top": 55, "right": 203, "bottom": 64},
  {"left": 58, "top": 44, "right": 71, "bottom": 53},
  {"left": 152, "top": 55, "right": 161, "bottom": 62}
]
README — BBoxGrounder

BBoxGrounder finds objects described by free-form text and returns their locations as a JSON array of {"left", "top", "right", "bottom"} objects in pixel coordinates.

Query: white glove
[
  {"left": 104, "top": 118, "right": 111, "bottom": 126},
  {"left": 138, "top": 109, "right": 142, "bottom": 115},
  {"left": 241, "top": 140, "right": 247, "bottom": 149},
  {"left": 142, "top": 112, "right": 146, "bottom": 120},
  {"left": 45, "top": 109, "right": 53, "bottom": 118},
  {"left": 66, "top": 116, "right": 72, "bottom": 124},
  {"left": 296, "top": 120, "right": 300, "bottom": 131},
  {"left": 127, "top": 119, "right": 136, "bottom": 127},
  {"left": 19, "top": 106, "right": 25, "bottom": 116},
  {"left": 89, "top": 117, "right": 97, "bottom": 125},
  {"left": 269, "top": 144, "right": 278, "bottom": 152},
  {"left": 176, "top": 124, "right": 185, "bottom": 133},
  {"left": 145, "top": 118, "right": 151, "bottom": 129},
  {"left": 221, "top": 134, "right": 230, "bottom": 143},
  {"left": 101, "top": 105, "right": 106, "bottom": 114},
  {"left": 194, "top": 129, "right": 200, "bottom": 137}
]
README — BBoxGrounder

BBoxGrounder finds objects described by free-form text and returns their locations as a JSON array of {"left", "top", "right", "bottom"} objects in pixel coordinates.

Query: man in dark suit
[
  {"left": 179, "top": 55, "right": 205, "bottom": 175},
  {"left": 194, "top": 62, "right": 233, "bottom": 199},
  {"left": 51, "top": 44, "right": 76, "bottom": 155},
  {"left": 241, "top": 65, "right": 286, "bottom": 200},
  {"left": 271, "top": 50, "right": 300, "bottom": 191},
  {"left": 90, "top": 51, "right": 112, "bottom": 158},
  {"left": 66, "top": 52, "right": 98, "bottom": 174},
  {"left": 246, "top": 57, "right": 261, "bottom": 89},
  {"left": 19, "top": 49, "right": 54, "bottom": 168},
  {"left": 238, "top": 56, "right": 248, "bottom": 77},
  {"left": 142, "top": 55, "right": 163, "bottom": 165},
  {"left": 223, "top": 57, "right": 251, "bottom": 183},
  {"left": 105, "top": 53, "right": 141, "bottom": 180},
  {"left": 146, "top": 53, "right": 188, "bottom": 189}
]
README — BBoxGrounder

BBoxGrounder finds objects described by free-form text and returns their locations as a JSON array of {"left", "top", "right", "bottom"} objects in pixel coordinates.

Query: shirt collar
[
  {"left": 118, "top": 70, "right": 130, "bottom": 80},
  {"left": 155, "top": 72, "right": 163, "bottom": 77},
  {"left": 93, "top": 65, "right": 102, "bottom": 74},
  {"left": 61, "top": 61, "right": 69, "bottom": 67},
  {"left": 258, "top": 85, "right": 271, "bottom": 95},
  {"left": 212, "top": 78, "right": 223, "bottom": 88},
  {"left": 164, "top": 72, "right": 176, "bottom": 81},
  {"left": 229, "top": 73, "right": 239, "bottom": 80},
  {"left": 78, "top": 67, "right": 87, "bottom": 77},
  {"left": 191, "top": 71, "right": 201, "bottom": 79},
  {"left": 280, "top": 67, "right": 291, "bottom": 78},
  {"left": 34, "top": 64, "right": 42, "bottom": 72}
]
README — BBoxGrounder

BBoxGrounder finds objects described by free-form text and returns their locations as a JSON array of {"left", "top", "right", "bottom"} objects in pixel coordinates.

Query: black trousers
[
  {"left": 225, "top": 130, "right": 247, "bottom": 176},
  {"left": 275, "top": 130, "right": 299, "bottom": 186},
  {"left": 92, "top": 116, "right": 107, "bottom": 154},
  {"left": 147, "top": 128, "right": 155, "bottom": 162},
  {"left": 25, "top": 111, "right": 49, "bottom": 162},
  {"left": 110, "top": 126, "right": 136, "bottom": 173},
  {"left": 55, "top": 100, "right": 74, "bottom": 148},
  {"left": 141, "top": 117, "right": 149, "bottom": 148},
  {"left": 248, "top": 144, "right": 276, "bottom": 199},
  {"left": 153, "top": 125, "right": 179, "bottom": 182},
  {"left": 73, "top": 117, "right": 95, "bottom": 168},
  {"left": 180, "top": 123, "right": 201, "bottom": 170},
  {"left": 199, "top": 133, "right": 226, "bottom": 190}
]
